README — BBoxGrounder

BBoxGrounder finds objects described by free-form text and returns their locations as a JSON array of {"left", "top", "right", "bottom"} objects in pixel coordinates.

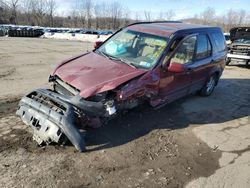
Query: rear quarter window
[
  {"left": 196, "top": 34, "right": 212, "bottom": 60},
  {"left": 211, "top": 32, "right": 226, "bottom": 52}
]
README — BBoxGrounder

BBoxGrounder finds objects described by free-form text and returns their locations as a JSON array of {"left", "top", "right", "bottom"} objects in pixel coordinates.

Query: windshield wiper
[
  {"left": 111, "top": 56, "right": 137, "bottom": 69},
  {"left": 124, "top": 61, "right": 137, "bottom": 68},
  {"left": 95, "top": 50, "right": 109, "bottom": 58},
  {"left": 130, "top": 62, "right": 148, "bottom": 69},
  {"left": 96, "top": 50, "right": 137, "bottom": 69}
]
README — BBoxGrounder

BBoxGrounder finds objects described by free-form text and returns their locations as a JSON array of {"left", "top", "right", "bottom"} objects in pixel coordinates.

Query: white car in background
[
  {"left": 224, "top": 33, "right": 231, "bottom": 46},
  {"left": 226, "top": 27, "right": 250, "bottom": 66}
]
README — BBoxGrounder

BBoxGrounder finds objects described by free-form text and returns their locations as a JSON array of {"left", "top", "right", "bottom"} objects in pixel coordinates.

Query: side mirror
[
  {"left": 167, "top": 62, "right": 184, "bottom": 73},
  {"left": 94, "top": 41, "right": 103, "bottom": 49}
]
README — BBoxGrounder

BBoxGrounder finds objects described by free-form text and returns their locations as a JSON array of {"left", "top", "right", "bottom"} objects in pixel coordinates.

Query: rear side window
[
  {"left": 211, "top": 32, "right": 226, "bottom": 52},
  {"left": 196, "top": 34, "right": 212, "bottom": 60}
]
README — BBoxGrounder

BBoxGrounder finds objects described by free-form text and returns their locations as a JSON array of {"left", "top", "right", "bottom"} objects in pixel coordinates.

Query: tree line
[
  {"left": 0, "top": 0, "right": 57, "bottom": 27},
  {"left": 1, "top": 0, "right": 250, "bottom": 32},
  {"left": 185, "top": 7, "right": 250, "bottom": 32}
]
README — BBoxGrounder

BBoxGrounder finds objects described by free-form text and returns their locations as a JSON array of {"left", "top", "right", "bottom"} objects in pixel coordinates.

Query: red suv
[{"left": 17, "top": 21, "right": 227, "bottom": 151}]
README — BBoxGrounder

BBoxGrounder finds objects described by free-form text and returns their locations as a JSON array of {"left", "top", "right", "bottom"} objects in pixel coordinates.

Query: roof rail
[{"left": 127, "top": 21, "right": 182, "bottom": 27}]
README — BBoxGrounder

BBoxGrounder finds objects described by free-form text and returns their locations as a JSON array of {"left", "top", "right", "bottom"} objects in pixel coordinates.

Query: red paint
[
  {"left": 52, "top": 23, "right": 226, "bottom": 107},
  {"left": 127, "top": 23, "right": 209, "bottom": 37},
  {"left": 53, "top": 52, "right": 146, "bottom": 98},
  {"left": 94, "top": 41, "right": 103, "bottom": 49},
  {"left": 128, "top": 25, "right": 172, "bottom": 37}
]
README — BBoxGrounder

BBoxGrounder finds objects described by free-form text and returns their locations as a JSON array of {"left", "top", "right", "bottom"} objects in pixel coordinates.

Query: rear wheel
[{"left": 199, "top": 74, "right": 217, "bottom": 96}]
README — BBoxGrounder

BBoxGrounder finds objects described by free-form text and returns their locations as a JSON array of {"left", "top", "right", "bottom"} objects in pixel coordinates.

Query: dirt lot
[{"left": 0, "top": 37, "right": 249, "bottom": 188}]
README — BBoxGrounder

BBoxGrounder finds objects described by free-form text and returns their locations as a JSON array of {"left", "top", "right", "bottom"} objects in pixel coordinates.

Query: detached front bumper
[{"left": 16, "top": 89, "right": 106, "bottom": 152}]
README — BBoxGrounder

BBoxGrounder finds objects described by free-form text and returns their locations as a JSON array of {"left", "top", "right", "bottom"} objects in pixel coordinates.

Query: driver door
[{"left": 158, "top": 35, "right": 197, "bottom": 103}]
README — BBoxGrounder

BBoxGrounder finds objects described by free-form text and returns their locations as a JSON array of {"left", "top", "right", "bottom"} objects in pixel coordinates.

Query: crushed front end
[
  {"left": 16, "top": 77, "right": 118, "bottom": 152},
  {"left": 16, "top": 47, "right": 148, "bottom": 152}
]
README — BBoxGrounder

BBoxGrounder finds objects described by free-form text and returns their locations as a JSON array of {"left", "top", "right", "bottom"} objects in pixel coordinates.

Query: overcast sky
[{"left": 48, "top": 0, "right": 250, "bottom": 19}]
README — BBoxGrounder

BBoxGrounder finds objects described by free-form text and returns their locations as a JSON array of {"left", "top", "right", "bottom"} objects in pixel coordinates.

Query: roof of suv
[{"left": 127, "top": 21, "right": 220, "bottom": 37}]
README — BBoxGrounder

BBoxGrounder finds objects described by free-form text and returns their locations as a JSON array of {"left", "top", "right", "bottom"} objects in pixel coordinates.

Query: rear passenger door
[{"left": 188, "top": 33, "right": 213, "bottom": 93}]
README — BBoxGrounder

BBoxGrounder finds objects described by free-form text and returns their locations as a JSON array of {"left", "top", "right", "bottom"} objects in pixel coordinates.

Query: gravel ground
[{"left": 0, "top": 37, "right": 249, "bottom": 188}]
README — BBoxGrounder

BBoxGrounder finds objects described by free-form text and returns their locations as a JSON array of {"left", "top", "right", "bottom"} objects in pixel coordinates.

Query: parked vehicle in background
[
  {"left": 0, "top": 26, "right": 8, "bottom": 36},
  {"left": 16, "top": 21, "right": 227, "bottom": 152},
  {"left": 224, "top": 33, "right": 231, "bottom": 46},
  {"left": 227, "top": 27, "right": 250, "bottom": 66},
  {"left": 0, "top": 27, "right": 5, "bottom": 36},
  {"left": 8, "top": 28, "right": 44, "bottom": 37}
]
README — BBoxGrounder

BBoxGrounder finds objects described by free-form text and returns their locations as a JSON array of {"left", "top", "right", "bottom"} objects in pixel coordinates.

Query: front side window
[
  {"left": 97, "top": 29, "right": 168, "bottom": 69},
  {"left": 195, "top": 34, "right": 212, "bottom": 60},
  {"left": 170, "top": 36, "right": 196, "bottom": 64}
]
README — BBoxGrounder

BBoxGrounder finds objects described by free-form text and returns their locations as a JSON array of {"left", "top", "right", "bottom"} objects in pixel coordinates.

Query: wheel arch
[{"left": 209, "top": 66, "right": 223, "bottom": 86}]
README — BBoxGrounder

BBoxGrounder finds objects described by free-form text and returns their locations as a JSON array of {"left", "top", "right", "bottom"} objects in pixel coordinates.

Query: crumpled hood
[{"left": 53, "top": 52, "right": 146, "bottom": 98}]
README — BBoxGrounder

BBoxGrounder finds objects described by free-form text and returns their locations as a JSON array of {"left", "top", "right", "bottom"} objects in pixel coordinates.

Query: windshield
[
  {"left": 234, "top": 38, "right": 250, "bottom": 44},
  {"left": 97, "top": 29, "right": 168, "bottom": 69}
]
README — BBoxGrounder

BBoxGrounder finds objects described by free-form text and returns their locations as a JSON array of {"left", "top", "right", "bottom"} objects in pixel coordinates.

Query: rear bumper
[
  {"left": 227, "top": 53, "right": 250, "bottom": 60},
  {"left": 16, "top": 89, "right": 98, "bottom": 152}
]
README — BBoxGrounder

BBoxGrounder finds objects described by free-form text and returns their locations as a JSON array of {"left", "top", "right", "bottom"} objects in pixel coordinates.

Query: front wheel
[{"left": 199, "top": 75, "right": 217, "bottom": 96}]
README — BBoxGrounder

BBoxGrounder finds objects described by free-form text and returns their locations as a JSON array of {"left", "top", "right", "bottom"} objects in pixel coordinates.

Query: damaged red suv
[{"left": 17, "top": 21, "right": 227, "bottom": 151}]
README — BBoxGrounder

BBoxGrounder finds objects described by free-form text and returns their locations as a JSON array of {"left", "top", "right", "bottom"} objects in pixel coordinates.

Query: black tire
[
  {"left": 226, "top": 58, "right": 231, "bottom": 65},
  {"left": 199, "top": 74, "right": 217, "bottom": 96}
]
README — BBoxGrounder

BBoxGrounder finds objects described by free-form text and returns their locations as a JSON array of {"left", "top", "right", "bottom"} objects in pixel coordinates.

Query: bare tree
[
  {"left": 72, "top": 0, "right": 93, "bottom": 28},
  {"left": 0, "top": 0, "right": 9, "bottom": 23},
  {"left": 84, "top": 0, "right": 92, "bottom": 28},
  {"left": 0, "top": 0, "right": 21, "bottom": 24},
  {"left": 2, "top": 2, "right": 250, "bottom": 32},
  {"left": 158, "top": 10, "right": 175, "bottom": 21},
  {"left": 7, "top": 0, "right": 19, "bottom": 24},
  {"left": 200, "top": 7, "right": 216, "bottom": 25},
  {"left": 165, "top": 10, "right": 175, "bottom": 21},
  {"left": 122, "top": 6, "right": 131, "bottom": 26},
  {"left": 246, "top": 13, "right": 250, "bottom": 25},
  {"left": 110, "top": 1, "right": 123, "bottom": 29},
  {"left": 28, "top": 0, "right": 48, "bottom": 26},
  {"left": 20, "top": 0, "right": 32, "bottom": 25},
  {"left": 186, "top": 7, "right": 250, "bottom": 32},
  {"left": 70, "top": 0, "right": 81, "bottom": 28},
  {"left": 226, "top": 9, "right": 239, "bottom": 31},
  {"left": 95, "top": 1, "right": 110, "bottom": 29},
  {"left": 94, "top": 2, "right": 102, "bottom": 29},
  {"left": 70, "top": 9, "right": 79, "bottom": 28},
  {"left": 144, "top": 10, "right": 151, "bottom": 21},
  {"left": 46, "top": 0, "right": 57, "bottom": 27},
  {"left": 79, "top": 0, "right": 86, "bottom": 27},
  {"left": 238, "top": 10, "right": 246, "bottom": 25},
  {"left": 134, "top": 11, "right": 141, "bottom": 22}
]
